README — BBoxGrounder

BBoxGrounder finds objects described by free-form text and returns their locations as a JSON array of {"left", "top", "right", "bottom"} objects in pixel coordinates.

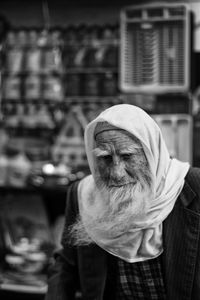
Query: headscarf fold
[{"left": 78, "top": 104, "right": 190, "bottom": 262}]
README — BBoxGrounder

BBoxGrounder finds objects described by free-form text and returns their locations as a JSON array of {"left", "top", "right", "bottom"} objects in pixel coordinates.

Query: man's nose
[{"left": 110, "top": 157, "right": 125, "bottom": 182}]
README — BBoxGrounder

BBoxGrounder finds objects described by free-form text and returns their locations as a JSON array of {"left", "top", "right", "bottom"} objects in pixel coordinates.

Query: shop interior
[{"left": 0, "top": 0, "right": 200, "bottom": 299}]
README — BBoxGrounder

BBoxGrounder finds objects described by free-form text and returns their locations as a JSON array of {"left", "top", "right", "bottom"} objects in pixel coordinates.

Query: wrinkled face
[
  {"left": 69, "top": 128, "right": 153, "bottom": 246},
  {"left": 93, "top": 129, "right": 151, "bottom": 189}
]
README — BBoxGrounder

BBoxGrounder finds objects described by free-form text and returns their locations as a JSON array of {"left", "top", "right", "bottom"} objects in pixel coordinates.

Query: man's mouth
[{"left": 108, "top": 181, "right": 136, "bottom": 188}]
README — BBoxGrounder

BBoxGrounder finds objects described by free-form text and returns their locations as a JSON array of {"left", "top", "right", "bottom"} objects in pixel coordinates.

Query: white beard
[{"left": 69, "top": 172, "right": 153, "bottom": 246}]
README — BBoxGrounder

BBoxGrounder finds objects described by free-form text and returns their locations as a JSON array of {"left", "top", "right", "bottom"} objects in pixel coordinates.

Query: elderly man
[{"left": 46, "top": 104, "right": 200, "bottom": 300}]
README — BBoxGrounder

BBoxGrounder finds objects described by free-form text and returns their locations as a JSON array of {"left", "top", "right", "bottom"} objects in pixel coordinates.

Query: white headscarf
[{"left": 78, "top": 104, "right": 190, "bottom": 262}]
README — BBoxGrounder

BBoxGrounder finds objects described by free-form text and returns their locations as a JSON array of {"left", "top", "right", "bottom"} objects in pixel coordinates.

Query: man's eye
[
  {"left": 101, "top": 155, "right": 112, "bottom": 161},
  {"left": 121, "top": 154, "right": 132, "bottom": 160}
]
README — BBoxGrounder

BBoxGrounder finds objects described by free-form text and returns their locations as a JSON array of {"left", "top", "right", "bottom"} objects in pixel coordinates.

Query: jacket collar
[{"left": 179, "top": 174, "right": 196, "bottom": 208}]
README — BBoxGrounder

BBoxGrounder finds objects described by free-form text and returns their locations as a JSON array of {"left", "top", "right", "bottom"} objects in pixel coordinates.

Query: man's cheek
[
  {"left": 98, "top": 164, "right": 110, "bottom": 181},
  {"left": 126, "top": 161, "right": 140, "bottom": 175},
  {"left": 127, "top": 159, "right": 146, "bottom": 172},
  {"left": 95, "top": 159, "right": 106, "bottom": 175}
]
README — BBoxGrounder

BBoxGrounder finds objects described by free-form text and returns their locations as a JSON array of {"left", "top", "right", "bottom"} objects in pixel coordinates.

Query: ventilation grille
[{"left": 120, "top": 3, "right": 191, "bottom": 93}]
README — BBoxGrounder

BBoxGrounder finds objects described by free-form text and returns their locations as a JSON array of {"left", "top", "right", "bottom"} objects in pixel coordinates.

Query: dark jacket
[{"left": 46, "top": 167, "right": 200, "bottom": 300}]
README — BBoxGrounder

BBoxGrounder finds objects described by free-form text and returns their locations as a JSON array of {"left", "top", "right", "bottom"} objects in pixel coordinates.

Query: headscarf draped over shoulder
[{"left": 78, "top": 104, "right": 190, "bottom": 262}]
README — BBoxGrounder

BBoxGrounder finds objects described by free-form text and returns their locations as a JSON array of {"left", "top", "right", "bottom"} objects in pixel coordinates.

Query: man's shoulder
[
  {"left": 185, "top": 167, "right": 200, "bottom": 195},
  {"left": 182, "top": 167, "right": 200, "bottom": 212},
  {"left": 187, "top": 166, "right": 200, "bottom": 177},
  {"left": 65, "top": 175, "right": 93, "bottom": 215}
]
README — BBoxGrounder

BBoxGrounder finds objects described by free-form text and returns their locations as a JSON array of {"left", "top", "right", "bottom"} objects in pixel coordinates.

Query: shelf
[
  {"left": 0, "top": 283, "right": 47, "bottom": 294},
  {"left": 3, "top": 40, "right": 119, "bottom": 49},
  {"left": 2, "top": 67, "right": 118, "bottom": 76},
  {"left": 0, "top": 271, "right": 47, "bottom": 295},
  {"left": 63, "top": 67, "right": 118, "bottom": 74},
  {"left": 2, "top": 95, "right": 122, "bottom": 104},
  {"left": 63, "top": 95, "right": 122, "bottom": 103},
  {"left": 125, "top": 16, "right": 186, "bottom": 22},
  {"left": 0, "top": 185, "right": 69, "bottom": 195}
]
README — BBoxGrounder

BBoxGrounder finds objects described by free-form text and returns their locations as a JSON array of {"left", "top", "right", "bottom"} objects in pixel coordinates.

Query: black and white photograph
[{"left": 0, "top": 0, "right": 200, "bottom": 299}]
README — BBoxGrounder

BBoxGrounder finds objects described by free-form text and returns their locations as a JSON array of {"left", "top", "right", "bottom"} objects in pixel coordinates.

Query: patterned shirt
[{"left": 116, "top": 255, "right": 166, "bottom": 300}]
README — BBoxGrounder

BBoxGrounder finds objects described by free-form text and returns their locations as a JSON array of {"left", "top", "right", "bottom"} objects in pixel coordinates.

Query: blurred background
[{"left": 0, "top": 0, "right": 200, "bottom": 299}]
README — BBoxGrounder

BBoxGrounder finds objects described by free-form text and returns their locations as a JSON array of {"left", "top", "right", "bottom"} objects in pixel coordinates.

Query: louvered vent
[{"left": 120, "top": 3, "right": 191, "bottom": 93}]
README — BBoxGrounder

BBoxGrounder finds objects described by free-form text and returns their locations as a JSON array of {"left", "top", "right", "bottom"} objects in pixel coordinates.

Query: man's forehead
[
  {"left": 94, "top": 122, "right": 121, "bottom": 140},
  {"left": 95, "top": 127, "right": 142, "bottom": 149}
]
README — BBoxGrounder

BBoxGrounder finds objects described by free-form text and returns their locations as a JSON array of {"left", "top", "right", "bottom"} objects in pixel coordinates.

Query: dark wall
[{"left": 0, "top": 0, "right": 195, "bottom": 27}]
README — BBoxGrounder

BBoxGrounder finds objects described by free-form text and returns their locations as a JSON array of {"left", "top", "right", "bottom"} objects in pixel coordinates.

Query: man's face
[
  {"left": 69, "top": 128, "right": 152, "bottom": 246},
  {"left": 93, "top": 129, "right": 150, "bottom": 189}
]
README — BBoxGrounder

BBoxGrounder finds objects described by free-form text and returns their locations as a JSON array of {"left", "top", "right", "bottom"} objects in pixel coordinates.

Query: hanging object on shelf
[
  {"left": 83, "top": 25, "right": 101, "bottom": 68},
  {"left": 62, "top": 26, "right": 79, "bottom": 69},
  {"left": 24, "top": 74, "right": 41, "bottom": 100},
  {"left": 43, "top": 74, "right": 64, "bottom": 101},
  {"left": 22, "top": 104, "right": 38, "bottom": 129},
  {"left": 17, "top": 29, "right": 28, "bottom": 48},
  {"left": 120, "top": 3, "right": 191, "bottom": 94},
  {"left": 5, "top": 150, "right": 32, "bottom": 187},
  {"left": 42, "top": 29, "right": 63, "bottom": 74},
  {"left": 25, "top": 45, "right": 42, "bottom": 73},
  {"left": 5, "top": 46, "right": 24, "bottom": 74},
  {"left": 3, "top": 75, "right": 21, "bottom": 100},
  {"left": 52, "top": 108, "right": 86, "bottom": 168},
  {"left": 83, "top": 73, "right": 100, "bottom": 96},
  {"left": 101, "top": 24, "right": 119, "bottom": 68},
  {"left": 0, "top": 153, "right": 9, "bottom": 186},
  {"left": 93, "top": 25, "right": 118, "bottom": 68},
  {"left": 71, "top": 105, "right": 88, "bottom": 130},
  {"left": 43, "top": 45, "right": 62, "bottom": 74},
  {"left": 102, "top": 71, "right": 118, "bottom": 96},
  {"left": 35, "top": 104, "right": 55, "bottom": 130}
]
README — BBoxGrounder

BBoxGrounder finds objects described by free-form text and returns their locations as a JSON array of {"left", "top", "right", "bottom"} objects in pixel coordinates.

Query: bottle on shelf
[
  {"left": 101, "top": 24, "right": 119, "bottom": 68},
  {"left": 3, "top": 75, "right": 22, "bottom": 100},
  {"left": 0, "top": 123, "right": 9, "bottom": 186},
  {"left": 62, "top": 25, "right": 79, "bottom": 69},
  {"left": 42, "top": 31, "right": 63, "bottom": 75},
  {"left": 25, "top": 46, "right": 42, "bottom": 73},
  {"left": 83, "top": 73, "right": 100, "bottom": 96},
  {"left": 25, "top": 30, "right": 42, "bottom": 74},
  {"left": 6, "top": 149, "right": 32, "bottom": 187},
  {"left": 83, "top": 25, "right": 101, "bottom": 68},
  {"left": 0, "top": 153, "right": 9, "bottom": 186},
  {"left": 5, "top": 30, "right": 24, "bottom": 74},
  {"left": 16, "top": 29, "right": 29, "bottom": 48},
  {"left": 102, "top": 71, "right": 118, "bottom": 96},
  {"left": 5, "top": 47, "right": 24, "bottom": 74},
  {"left": 73, "top": 25, "right": 90, "bottom": 69},
  {"left": 24, "top": 74, "right": 41, "bottom": 100},
  {"left": 43, "top": 74, "right": 64, "bottom": 101}
]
